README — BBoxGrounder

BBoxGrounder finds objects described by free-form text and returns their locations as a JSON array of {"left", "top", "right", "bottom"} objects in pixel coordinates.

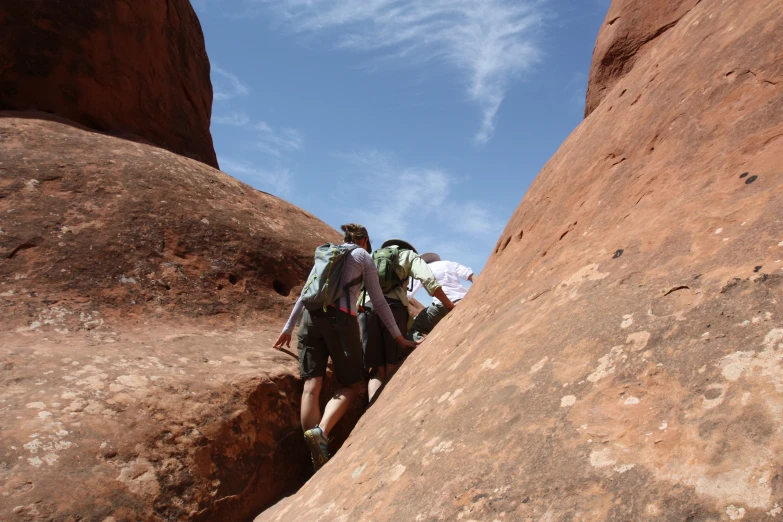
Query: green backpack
[{"left": 372, "top": 246, "right": 407, "bottom": 293}]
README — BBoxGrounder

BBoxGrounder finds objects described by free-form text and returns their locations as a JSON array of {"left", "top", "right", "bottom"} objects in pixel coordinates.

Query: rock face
[
  {"left": 258, "top": 1, "right": 783, "bottom": 520},
  {"left": 0, "top": 114, "right": 350, "bottom": 521},
  {"left": 584, "top": 0, "right": 700, "bottom": 117},
  {"left": 0, "top": 0, "right": 218, "bottom": 168},
  {"left": 0, "top": 113, "right": 329, "bottom": 331},
  {"left": 1, "top": 327, "right": 308, "bottom": 522}
]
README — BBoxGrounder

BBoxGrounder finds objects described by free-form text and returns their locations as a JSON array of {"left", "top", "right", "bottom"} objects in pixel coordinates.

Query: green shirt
[{"left": 362, "top": 248, "right": 441, "bottom": 308}]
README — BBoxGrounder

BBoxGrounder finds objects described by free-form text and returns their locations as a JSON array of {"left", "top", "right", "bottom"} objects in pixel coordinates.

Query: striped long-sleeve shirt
[{"left": 282, "top": 245, "right": 402, "bottom": 338}]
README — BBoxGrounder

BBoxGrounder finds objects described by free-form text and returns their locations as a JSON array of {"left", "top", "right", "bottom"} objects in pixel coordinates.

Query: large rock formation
[
  {"left": 584, "top": 0, "right": 701, "bottom": 117},
  {"left": 0, "top": 113, "right": 323, "bottom": 330},
  {"left": 258, "top": 1, "right": 783, "bottom": 520},
  {"left": 0, "top": 114, "right": 349, "bottom": 521},
  {"left": 0, "top": 0, "right": 218, "bottom": 168}
]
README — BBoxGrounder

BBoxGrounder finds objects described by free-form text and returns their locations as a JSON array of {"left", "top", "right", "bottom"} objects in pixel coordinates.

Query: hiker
[
  {"left": 273, "top": 224, "right": 417, "bottom": 471},
  {"left": 359, "top": 239, "right": 456, "bottom": 403},
  {"left": 408, "top": 252, "right": 474, "bottom": 341}
]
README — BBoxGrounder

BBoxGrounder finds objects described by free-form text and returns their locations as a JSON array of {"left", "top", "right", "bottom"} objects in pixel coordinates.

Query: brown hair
[{"left": 340, "top": 223, "right": 368, "bottom": 244}]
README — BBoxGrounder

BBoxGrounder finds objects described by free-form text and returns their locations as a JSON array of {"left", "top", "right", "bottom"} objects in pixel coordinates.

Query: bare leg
[
  {"left": 367, "top": 366, "right": 386, "bottom": 403},
  {"left": 301, "top": 377, "right": 323, "bottom": 432},
  {"left": 319, "top": 382, "right": 361, "bottom": 437}
]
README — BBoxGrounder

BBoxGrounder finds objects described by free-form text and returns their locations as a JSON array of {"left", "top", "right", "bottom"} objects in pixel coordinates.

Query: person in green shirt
[{"left": 359, "top": 239, "right": 456, "bottom": 403}]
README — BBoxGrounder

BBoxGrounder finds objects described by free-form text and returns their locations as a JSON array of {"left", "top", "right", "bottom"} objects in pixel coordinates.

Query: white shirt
[{"left": 408, "top": 260, "right": 473, "bottom": 304}]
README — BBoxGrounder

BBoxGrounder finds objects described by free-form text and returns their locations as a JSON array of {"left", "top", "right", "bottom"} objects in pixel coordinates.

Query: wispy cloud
[
  {"left": 212, "top": 114, "right": 304, "bottom": 194},
  {"left": 255, "top": 122, "right": 305, "bottom": 156},
  {"left": 212, "top": 67, "right": 250, "bottom": 101},
  {"left": 220, "top": 158, "right": 293, "bottom": 196},
  {"left": 565, "top": 71, "right": 587, "bottom": 112},
  {"left": 259, "top": 0, "right": 545, "bottom": 143},
  {"left": 212, "top": 111, "right": 251, "bottom": 126},
  {"left": 453, "top": 202, "right": 505, "bottom": 238},
  {"left": 338, "top": 149, "right": 504, "bottom": 247},
  {"left": 210, "top": 112, "right": 305, "bottom": 156}
]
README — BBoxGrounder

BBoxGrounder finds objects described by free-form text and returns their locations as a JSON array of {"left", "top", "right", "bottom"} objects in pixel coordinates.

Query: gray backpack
[{"left": 300, "top": 243, "right": 361, "bottom": 312}]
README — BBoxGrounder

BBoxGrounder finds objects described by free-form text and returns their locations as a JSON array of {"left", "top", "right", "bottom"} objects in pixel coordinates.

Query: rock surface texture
[
  {"left": 0, "top": 114, "right": 327, "bottom": 330},
  {"left": 0, "top": 0, "right": 218, "bottom": 168},
  {"left": 0, "top": 114, "right": 348, "bottom": 521},
  {"left": 258, "top": 1, "right": 783, "bottom": 521},
  {"left": 584, "top": 0, "right": 701, "bottom": 117}
]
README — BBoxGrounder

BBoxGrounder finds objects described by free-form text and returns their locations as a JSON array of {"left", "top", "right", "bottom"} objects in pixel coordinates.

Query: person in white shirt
[{"left": 407, "top": 253, "right": 474, "bottom": 341}]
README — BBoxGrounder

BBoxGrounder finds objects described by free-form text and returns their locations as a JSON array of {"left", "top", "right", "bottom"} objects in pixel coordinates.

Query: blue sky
[{"left": 192, "top": 0, "right": 610, "bottom": 301}]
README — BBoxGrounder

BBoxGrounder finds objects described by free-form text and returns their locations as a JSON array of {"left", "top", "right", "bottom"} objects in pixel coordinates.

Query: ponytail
[{"left": 340, "top": 223, "right": 368, "bottom": 244}]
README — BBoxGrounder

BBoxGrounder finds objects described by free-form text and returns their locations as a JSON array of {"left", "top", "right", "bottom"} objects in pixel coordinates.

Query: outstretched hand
[
  {"left": 396, "top": 336, "right": 420, "bottom": 351},
  {"left": 273, "top": 332, "right": 292, "bottom": 350}
]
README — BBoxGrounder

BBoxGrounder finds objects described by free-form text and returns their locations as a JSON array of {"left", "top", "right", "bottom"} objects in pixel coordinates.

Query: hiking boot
[{"left": 303, "top": 426, "right": 330, "bottom": 471}]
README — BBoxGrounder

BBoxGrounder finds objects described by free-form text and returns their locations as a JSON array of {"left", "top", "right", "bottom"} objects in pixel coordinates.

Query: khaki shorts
[{"left": 297, "top": 307, "right": 363, "bottom": 386}]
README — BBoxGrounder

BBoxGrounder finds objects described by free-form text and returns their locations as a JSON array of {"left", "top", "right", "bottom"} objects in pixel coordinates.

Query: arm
[
  {"left": 273, "top": 298, "right": 304, "bottom": 349},
  {"left": 454, "top": 262, "right": 474, "bottom": 283},
  {"left": 406, "top": 252, "right": 454, "bottom": 309},
  {"left": 432, "top": 287, "right": 456, "bottom": 311}
]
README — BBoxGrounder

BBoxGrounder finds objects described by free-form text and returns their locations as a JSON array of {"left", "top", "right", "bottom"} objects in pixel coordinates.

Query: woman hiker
[{"left": 273, "top": 224, "right": 418, "bottom": 470}]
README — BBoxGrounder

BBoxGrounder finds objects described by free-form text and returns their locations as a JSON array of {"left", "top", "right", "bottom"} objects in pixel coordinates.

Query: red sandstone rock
[
  {"left": 0, "top": 0, "right": 218, "bottom": 168},
  {"left": 1, "top": 327, "right": 307, "bottom": 522},
  {"left": 0, "top": 113, "right": 333, "bottom": 330},
  {"left": 0, "top": 114, "right": 359, "bottom": 521},
  {"left": 258, "top": 1, "right": 783, "bottom": 520},
  {"left": 584, "top": 0, "right": 700, "bottom": 117}
]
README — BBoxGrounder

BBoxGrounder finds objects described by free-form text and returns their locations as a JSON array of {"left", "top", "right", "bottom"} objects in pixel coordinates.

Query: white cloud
[
  {"left": 212, "top": 67, "right": 250, "bottom": 101},
  {"left": 337, "top": 150, "right": 504, "bottom": 262},
  {"left": 261, "top": 0, "right": 545, "bottom": 143},
  {"left": 565, "top": 71, "right": 588, "bottom": 111},
  {"left": 452, "top": 202, "right": 506, "bottom": 238},
  {"left": 255, "top": 122, "right": 305, "bottom": 156},
  {"left": 212, "top": 111, "right": 251, "bottom": 126},
  {"left": 220, "top": 157, "right": 293, "bottom": 196}
]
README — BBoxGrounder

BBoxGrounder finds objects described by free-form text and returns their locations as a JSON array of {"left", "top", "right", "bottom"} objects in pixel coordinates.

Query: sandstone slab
[
  {"left": 258, "top": 1, "right": 783, "bottom": 520},
  {"left": 1, "top": 327, "right": 307, "bottom": 522}
]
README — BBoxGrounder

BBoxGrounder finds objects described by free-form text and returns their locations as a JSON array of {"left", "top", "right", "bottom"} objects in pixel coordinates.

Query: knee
[
  {"left": 303, "top": 378, "right": 322, "bottom": 397},
  {"left": 340, "top": 385, "right": 359, "bottom": 402}
]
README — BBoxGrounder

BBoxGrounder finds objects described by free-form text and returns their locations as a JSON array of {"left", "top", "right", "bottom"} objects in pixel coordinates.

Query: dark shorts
[
  {"left": 410, "top": 300, "right": 457, "bottom": 341},
  {"left": 360, "top": 299, "right": 409, "bottom": 369},
  {"left": 297, "top": 307, "right": 363, "bottom": 386}
]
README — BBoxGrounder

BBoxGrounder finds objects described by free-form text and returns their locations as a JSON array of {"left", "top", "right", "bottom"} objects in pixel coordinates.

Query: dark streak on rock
[
  {"left": 6, "top": 237, "right": 43, "bottom": 259},
  {"left": 663, "top": 285, "right": 690, "bottom": 297}
]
